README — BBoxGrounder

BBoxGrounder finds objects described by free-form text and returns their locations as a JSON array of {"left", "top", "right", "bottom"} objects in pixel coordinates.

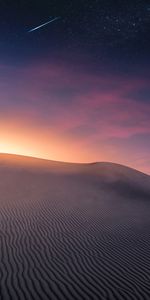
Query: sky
[{"left": 0, "top": 0, "right": 150, "bottom": 174}]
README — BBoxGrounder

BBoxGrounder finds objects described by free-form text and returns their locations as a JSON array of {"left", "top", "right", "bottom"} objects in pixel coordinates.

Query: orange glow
[
  {"left": 0, "top": 118, "right": 108, "bottom": 163},
  {"left": 1, "top": 118, "right": 150, "bottom": 174}
]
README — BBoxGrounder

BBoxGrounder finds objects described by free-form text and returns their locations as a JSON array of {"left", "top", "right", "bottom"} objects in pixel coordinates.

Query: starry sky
[{"left": 0, "top": 0, "right": 150, "bottom": 174}]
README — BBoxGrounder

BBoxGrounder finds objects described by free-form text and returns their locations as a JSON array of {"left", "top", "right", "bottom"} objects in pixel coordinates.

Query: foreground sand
[{"left": 0, "top": 154, "right": 150, "bottom": 300}]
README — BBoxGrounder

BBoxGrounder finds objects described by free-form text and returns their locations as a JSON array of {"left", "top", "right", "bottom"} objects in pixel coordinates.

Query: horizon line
[{"left": 0, "top": 152, "right": 149, "bottom": 176}]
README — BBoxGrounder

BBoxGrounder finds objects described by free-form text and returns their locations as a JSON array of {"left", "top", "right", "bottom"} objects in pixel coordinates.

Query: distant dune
[{"left": 0, "top": 154, "right": 150, "bottom": 300}]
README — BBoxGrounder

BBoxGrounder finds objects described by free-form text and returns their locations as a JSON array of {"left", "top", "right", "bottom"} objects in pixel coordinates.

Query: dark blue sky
[{"left": 0, "top": 0, "right": 150, "bottom": 70}]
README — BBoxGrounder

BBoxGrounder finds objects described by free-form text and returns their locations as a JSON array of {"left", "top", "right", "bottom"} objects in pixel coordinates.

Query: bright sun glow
[
  {"left": 0, "top": 120, "right": 101, "bottom": 163},
  {"left": 0, "top": 141, "right": 38, "bottom": 159}
]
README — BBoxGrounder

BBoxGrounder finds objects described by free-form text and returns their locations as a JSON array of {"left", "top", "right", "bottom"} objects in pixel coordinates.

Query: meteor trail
[{"left": 28, "top": 17, "right": 60, "bottom": 33}]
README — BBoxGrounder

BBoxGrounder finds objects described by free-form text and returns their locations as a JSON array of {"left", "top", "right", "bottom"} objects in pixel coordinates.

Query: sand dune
[{"left": 0, "top": 154, "right": 150, "bottom": 300}]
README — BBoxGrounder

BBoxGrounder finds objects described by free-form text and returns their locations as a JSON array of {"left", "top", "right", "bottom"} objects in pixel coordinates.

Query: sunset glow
[
  {"left": 0, "top": 118, "right": 105, "bottom": 163},
  {"left": 0, "top": 61, "right": 150, "bottom": 173}
]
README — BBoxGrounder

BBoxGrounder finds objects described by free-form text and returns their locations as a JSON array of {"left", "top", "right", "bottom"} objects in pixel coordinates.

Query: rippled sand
[{"left": 0, "top": 154, "right": 150, "bottom": 300}]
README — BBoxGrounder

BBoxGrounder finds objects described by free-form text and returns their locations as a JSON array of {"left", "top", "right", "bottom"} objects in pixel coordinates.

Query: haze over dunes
[{"left": 0, "top": 154, "right": 150, "bottom": 300}]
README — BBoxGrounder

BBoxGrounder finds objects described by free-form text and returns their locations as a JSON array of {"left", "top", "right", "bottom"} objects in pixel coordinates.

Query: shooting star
[{"left": 28, "top": 17, "right": 60, "bottom": 33}]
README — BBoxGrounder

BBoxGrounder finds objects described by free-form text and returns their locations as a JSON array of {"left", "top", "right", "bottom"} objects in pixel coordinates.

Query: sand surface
[{"left": 0, "top": 154, "right": 150, "bottom": 300}]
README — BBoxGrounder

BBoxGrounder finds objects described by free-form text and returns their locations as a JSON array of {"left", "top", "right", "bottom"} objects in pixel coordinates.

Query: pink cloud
[{"left": 0, "top": 62, "right": 150, "bottom": 173}]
